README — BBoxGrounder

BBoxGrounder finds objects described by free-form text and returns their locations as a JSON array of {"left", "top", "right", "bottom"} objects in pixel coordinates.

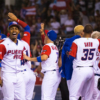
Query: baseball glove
[{"left": 97, "top": 78, "right": 100, "bottom": 90}]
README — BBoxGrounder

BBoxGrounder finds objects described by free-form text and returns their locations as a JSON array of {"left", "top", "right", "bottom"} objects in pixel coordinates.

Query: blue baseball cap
[
  {"left": 45, "top": 30, "right": 57, "bottom": 41},
  {"left": 8, "top": 21, "right": 20, "bottom": 29}
]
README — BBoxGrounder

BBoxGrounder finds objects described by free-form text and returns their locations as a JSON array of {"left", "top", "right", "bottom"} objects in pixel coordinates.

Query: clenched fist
[
  {"left": 8, "top": 12, "right": 18, "bottom": 22},
  {"left": 41, "top": 23, "right": 44, "bottom": 30},
  {"left": 40, "top": 23, "right": 44, "bottom": 35}
]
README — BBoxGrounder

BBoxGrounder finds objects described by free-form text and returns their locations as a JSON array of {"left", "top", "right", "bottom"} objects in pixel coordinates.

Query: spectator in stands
[
  {"left": 36, "top": 17, "right": 42, "bottom": 36},
  {"left": 94, "top": 0, "right": 100, "bottom": 16},
  {"left": 77, "top": 0, "right": 87, "bottom": 14},
  {"left": 89, "top": 16, "right": 96, "bottom": 29},
  {"left": 46, "top": 10, "right": 53, "bottom": 23},
  {"left": 50, "top": 17, "right": 60, "bottom": 34},
  {"left": 80, "top": 13, "right": 89, "bottom": 26},
  {"left": 44, "top": 21, "right": 52, "bottom": 31},
  {"left": 87, "top": 0, "right": 95, "bottom": 16},
  {"left": 36, "top": 0, "right": 46, "bottom": 19},
  {"left": 94, "top": 21, "right": 100, "bottom": 31},
  {"left": 30, "top": 17, "right": 37, "bottom": 36},
  {"left": 59, "top": 10, "right": 68, "bottom": 25},
  {"left": 64, "top": 14, "right": 75, "bottom": 34},
  {"left": 49, "top": 0, "right": 56, "bottom": 17}
]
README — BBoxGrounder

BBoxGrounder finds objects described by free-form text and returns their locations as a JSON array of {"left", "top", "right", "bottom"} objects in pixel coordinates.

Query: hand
[
  {"left": 0, "top": 79, "right": 3, "bottom": 87},
  {"left": 8, "top": 12, "right": 18, "bottom": 22},
  {"left": 39, "top": 72, "right": 44, "bottom": 78},
  {"left": 66, "top": 51, "right": 69, "bottom": 57},
  {"left": 23, "top": 53, "right": 30, "bottom": 61},
  {"left": 41, "top": 23, "right": 44, "bottom": 30}
]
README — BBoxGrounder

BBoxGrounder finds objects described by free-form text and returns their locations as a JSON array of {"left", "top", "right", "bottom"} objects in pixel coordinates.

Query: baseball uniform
[
  {"left": 41, "top": 43, "right": 61, "bottom": 100},
  {"left": 92, "top": 51, "right": 100, "bottom": 100},
  {"left": 16, "top": 19, "right": 36, "bottom": 100},
  {"left": 0, "top": 38, "right": 26, "bottom": 100},
  {"left": 69, "top": 38, "right": 100, "bottom": 100}
]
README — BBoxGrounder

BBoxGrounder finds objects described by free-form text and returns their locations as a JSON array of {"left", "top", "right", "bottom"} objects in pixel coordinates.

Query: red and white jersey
[
  {"left": 70, "top": 38, "right": 100, "bottom": 68},
  {"left": 0, "top": 38, "right": 26, "bottom": 72},
  {"left": 41, "top": 43, "right": 59, "bottom": 72},
  {"left": 93, "top": 51, "right": 100, "bottom": 74}
]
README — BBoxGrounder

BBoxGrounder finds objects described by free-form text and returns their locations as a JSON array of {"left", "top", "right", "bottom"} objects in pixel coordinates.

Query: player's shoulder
[
  {"left": 0, "top": 38, "right": 8, "bottom": 44},
  {"left": 43, "top": 43, "right": 52, "bottom": 49},
  {"left": 73, "top": 38, "right": 82, "bottom": 43},
  {"left": 20, "top": 40, "right": 29, "bottom": 46}
]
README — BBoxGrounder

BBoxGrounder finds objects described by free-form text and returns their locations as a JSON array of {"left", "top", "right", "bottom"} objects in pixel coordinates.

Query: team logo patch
[
  {"left": 13, "top": 22, "right": 17, "bottom": 24},
  {"left": 43, "top": 50, "right": 47, "bottom": 52},
  {"left": 24, "top": 34, "right": 27, "bottom": 36}
]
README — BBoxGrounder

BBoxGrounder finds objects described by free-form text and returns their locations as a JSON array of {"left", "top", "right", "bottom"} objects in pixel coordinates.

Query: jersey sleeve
[
  {"left": 41, "top": 34, "right": 45, "bottom": 45},
  {"left": 0, "top": 44, "right": 6, "bottom": 60},
  {"left": 41, "top": 45, "right": 51, "bottom": 56},
  {"left": 98, "top": 39, "right": 100, "bottom": 50},
  {"left": 21, "top": 32, "right": 30, "bottom": 45},
  {"left": 17, "top": 19, "right": 30, "bottom": 45},
  {"left": 69, "top": 42, "right": 77, "bottom": 58}
]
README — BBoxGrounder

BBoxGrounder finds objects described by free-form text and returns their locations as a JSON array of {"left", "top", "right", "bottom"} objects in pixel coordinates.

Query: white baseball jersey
[
  {"left": 0, "top": 38, "right": 26, "bottom": 72},
  {"left": 41, "top": 43, "right": 59, "bottom": 72},
  {"left": 93, "top": 51, "right": 100, "bottom": 74},
  {"left": 70, "top": 38, "right": 100, "bottom": 68}
]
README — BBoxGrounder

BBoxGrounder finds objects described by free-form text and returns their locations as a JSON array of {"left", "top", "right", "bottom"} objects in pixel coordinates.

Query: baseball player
[
  {"left": 23, "top": 30, "right": 61, "bottom": 100},
  {"left": 60, "top": 25, "right": 84, "bottom": 90},
  {"left": 8, "top": 12, "right": 36, "bottom": 100},
  {"left": 69, "top": 24, "right": 100, "bottom": 100},
  {"left": 91, "top": 31, "right": 100, "bottom": 100},
  {"left": 0, "top": 19, "right": 26, "bottom": 100}
]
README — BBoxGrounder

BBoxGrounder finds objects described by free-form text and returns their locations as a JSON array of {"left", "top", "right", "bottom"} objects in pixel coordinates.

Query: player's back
[
  {"left": 72, "top": 38, "right": 99, "bottom": 68},
  {"left": 41, "top": 43, "right": 59, "bottom": 72}
]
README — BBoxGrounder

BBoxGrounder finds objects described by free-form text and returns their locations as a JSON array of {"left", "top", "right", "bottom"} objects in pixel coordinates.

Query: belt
[
  {"left": 21, "top": 69, "right": 27, "bottom": 72},
  {"left": 77, "top": 66, "right": 93, "bottom": 68},
  {"left": 43, "top": 69, "right": 56, "bottom": 73},
  {"left": 95, "top": 74, "right": 100, "bottom": 76}
]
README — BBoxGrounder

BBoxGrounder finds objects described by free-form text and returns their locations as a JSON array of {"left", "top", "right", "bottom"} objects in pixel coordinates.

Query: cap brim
[{"left": 9, "top": 24, "right": 20, "bottom": 29}]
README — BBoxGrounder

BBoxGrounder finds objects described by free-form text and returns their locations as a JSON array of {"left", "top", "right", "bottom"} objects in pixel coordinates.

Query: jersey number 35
[{"left": 81, "top": 48, "right": 95, "bottom": 60}]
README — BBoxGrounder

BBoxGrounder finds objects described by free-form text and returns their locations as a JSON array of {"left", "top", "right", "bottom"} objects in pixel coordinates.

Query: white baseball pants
[
  {"left": 67, "top": 80, "right": 71, "bottom": 90},
  {"left": 0, "top": 87, "right": 3, "bottom": 100},
  {"left": 2, "top": 72, "right": 25, "bottom": 100},
  {"left": 22, "top": 68, "right": 36, "bottom": 100},
  {"left": 92, "top": 75, "right": 100, "bottom": 100},
  {"left": 69, "top": 67, "right": 94, "bottom": 100},
  {"left": 41, "top": 70, "right": 61, "bottom": 100}
]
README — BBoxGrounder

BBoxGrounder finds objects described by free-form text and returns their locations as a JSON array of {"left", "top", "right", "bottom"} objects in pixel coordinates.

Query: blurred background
[{"left": 0, "top": 0, "right": 100, "bottom": 99}]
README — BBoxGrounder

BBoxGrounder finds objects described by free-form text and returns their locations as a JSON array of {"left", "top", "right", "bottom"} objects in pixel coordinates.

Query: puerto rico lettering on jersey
[{"left": 7, "top": 50, "right": 23, "bottom": 59}]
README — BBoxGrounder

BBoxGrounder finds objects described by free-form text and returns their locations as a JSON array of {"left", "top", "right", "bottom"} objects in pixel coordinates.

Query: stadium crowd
[{"left": 0, "top": 0, "right": 100, "bottom": 100}]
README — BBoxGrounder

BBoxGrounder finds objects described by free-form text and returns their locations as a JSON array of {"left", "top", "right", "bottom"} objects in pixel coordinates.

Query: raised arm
[
  {"left": 8, "top": 12, "right": 30, "bottom": 45},
  {"left": 40, "top": 23, "right": 45, "bottom": 45},
  {"left": 23, "top": 45, "right": 51, "bottom": 62}
]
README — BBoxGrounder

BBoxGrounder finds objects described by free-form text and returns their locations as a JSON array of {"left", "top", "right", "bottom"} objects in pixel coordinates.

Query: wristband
[
  {"left": 0, "top": 62, "right": 1, "bottom": 68},
  {"left": 37, "top": 56, "right": 42, "bottom": 62}
]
